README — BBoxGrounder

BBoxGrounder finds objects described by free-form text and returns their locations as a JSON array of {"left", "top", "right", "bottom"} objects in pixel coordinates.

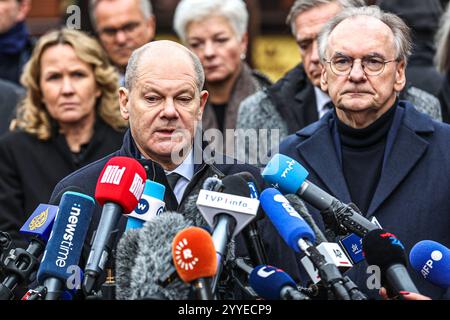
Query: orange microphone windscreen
[{"left": 172, "top": 227, "right": 217, "bottom": 283}]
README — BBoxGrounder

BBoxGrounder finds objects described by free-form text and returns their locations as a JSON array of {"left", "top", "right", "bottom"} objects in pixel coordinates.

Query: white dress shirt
[
  {"left": 165, "top": 149, "right": 194, "bottom": 203},
  {"left": 314, "top": 86, "right": 332, "bottom": 119}
]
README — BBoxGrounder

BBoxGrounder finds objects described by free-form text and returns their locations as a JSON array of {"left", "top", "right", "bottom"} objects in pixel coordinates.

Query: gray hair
[
  {"left": 125, "top": 42, "right": 205, "bottom": 92},
  {"left": 89, "top": 0, "right": 153, "bottom": 30},
  {"left": 286, "top": 0, "right": 367, "bottom": 36},
  {"left": 173, "top": 0, "right": 248, "bottom": 43},
  {"left": 318, "top": 6, "right": 412, "bottom": 65},
  {"left": 435, "top": 3, "right": 450, "bottom": 73}
]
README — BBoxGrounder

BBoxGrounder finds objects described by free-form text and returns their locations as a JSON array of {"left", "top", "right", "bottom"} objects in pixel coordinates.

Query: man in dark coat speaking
[
  {"left": 278, "top": 6, "right": 450, "bottom": 299},
  {"left": 49, "top": 40, "right": 303, "bottom": 298}
]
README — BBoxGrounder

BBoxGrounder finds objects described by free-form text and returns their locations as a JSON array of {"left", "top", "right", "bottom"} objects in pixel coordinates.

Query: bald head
[{"left": 125, "top": 40, "right": 205, "bottom": 92}]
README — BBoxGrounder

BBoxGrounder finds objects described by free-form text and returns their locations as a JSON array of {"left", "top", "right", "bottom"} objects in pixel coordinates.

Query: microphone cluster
[{"left": 1, "top": 153, "right": 448, "bottom": 300}]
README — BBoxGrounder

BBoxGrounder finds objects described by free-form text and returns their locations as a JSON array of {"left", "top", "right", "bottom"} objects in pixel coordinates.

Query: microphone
[
  {"left": 409, "top": 240, "right": 450, "bottom": 288},
  {"left": 284, "top": 194, "right": 327, "bottom": 244},
  {"left": 37, "top": 191, "right": 95, "bottom": 300},
  {"left": 84, "top": 156, "right": 147, "bottom": 295},
  {"left": 262, "top": 153, "right": 379, "bottom": 237},
  {"left": 0, "top": 186, "right": 79, "bottom": 300},
  {"left": 202, "top": 176, "right": 223, "bottom": 192},
  {"left": 362, "top": 229, "right": 420, "bottom": 297},
  {"left": 300, "top": 241, "right": 353, "bottom": 285},
  {"left": 114, "top": 228, "right": 141, "bottom": 300},
  {"left": 196, "top": 175, "right": 260, "bottom": 293},
  {"left": 126, "top": 180, "right": 166, "bottom": 230},
  {"left": 259, "top": 188, "right": 351, "bottom": 300},
  {"left": 115, "top": 212, "right": 193, "bottom": 300},
  {"left": 172, "top": 227, "right": 217, "bottom": 300},
  {"left": 232, "top": 172, "right": 268, "bottom": 266},
  {"left": 249, "top": 265, "right": 310, "bottom": 300},
  {"left": 0, "top": 231, "right": 14, "bottom": 276}
]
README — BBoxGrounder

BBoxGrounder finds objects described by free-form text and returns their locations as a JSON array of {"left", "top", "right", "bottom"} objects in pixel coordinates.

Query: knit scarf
[{"left": 0, "top": 22, "right": 29, "bottom": 55}]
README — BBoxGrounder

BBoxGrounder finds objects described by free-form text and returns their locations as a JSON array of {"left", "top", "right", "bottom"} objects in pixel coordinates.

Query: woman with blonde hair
[{"left": 0, "top": 28, "right": 127, "bottom": 248}]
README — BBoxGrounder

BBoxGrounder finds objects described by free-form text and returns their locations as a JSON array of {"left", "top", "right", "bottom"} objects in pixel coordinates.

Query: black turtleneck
[{"left": 337, "top": 101, "right": 397, "bottom": 214}]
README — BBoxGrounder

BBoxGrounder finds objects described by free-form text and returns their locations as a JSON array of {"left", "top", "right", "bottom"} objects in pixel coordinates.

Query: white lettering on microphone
[
  {"left": 101, "top": 165, "right": 126, "bottom": 185},
  {"left": 174, "top": 238, "right": 199, "bottom": 271},
  {"left": 204, "top": 193, "right": 249, "bottom": 208},
  {"left": 280, "top": 160, "right": 295, "bottom": 178},
  {"left": 421, "top": 250, "right": 443, "bottom": 278},
  {"left": 257, "top": 266, "right": 276, "bottom": 278},
  {"left": 129, "top": 173, "right": 144, "bottom": 200},
  {"left": 273, "top": 194, "right": 304, "bottom": 221},
  {"left": 55, "top": 204, "right": 81, "bottom": 268}
]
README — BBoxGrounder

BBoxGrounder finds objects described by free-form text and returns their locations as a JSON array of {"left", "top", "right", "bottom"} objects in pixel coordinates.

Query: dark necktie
[
  {"left": 324, "top": 101, "right": 334, "bottom": 111},
  {"left": 166, "top": 172, "right": 182, "bottom": 191}
]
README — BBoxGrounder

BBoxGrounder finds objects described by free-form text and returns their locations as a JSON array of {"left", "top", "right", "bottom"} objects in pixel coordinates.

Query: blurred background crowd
[{"left": 1, "top": 0, "right": 450, "bottom": 250}]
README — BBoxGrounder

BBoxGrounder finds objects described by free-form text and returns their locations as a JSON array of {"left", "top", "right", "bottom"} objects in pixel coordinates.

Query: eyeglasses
[
  {"left": 98, "top": 22, "right": 142, "bottom": 41},
  {"left": 323, "top": 54, "right": 398, "bottom": 76}
]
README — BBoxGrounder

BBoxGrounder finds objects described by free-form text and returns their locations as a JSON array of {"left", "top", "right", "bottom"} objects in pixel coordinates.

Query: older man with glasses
[
  {"left": 278, "top": 5, "right": 450, "bottom": 300},
  {"left": 89, "top": 0, "right": 156, "bottom": 85},
  {"left": 236, "top": 0, "right": 441, "bottom": 169}
]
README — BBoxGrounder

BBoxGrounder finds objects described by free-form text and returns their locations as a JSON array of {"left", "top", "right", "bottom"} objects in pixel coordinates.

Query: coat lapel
[
  {"left": 295, "top": 103, "right": 434, "bottom": 218},
  {"left": 295, "top": 117, "right": 352, "bottom": 204},
  {"left": 366, "top": 103, "right": 433, "bottom": 218}
]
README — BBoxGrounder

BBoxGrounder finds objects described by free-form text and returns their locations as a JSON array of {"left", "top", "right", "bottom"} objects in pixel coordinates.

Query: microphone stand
[
  {"left": 227, "top": 257, "right": 259, "bottom": 300},
  {"left": 0, "top": 239, "right": 44, "bottom": 300}
]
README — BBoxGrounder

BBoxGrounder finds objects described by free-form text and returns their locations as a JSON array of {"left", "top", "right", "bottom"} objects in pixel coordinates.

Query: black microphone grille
[
  {"left": 221, "top": 175, "right": 251, "bottom": 197},
  {"left": 362, "top": 229, "right": 407, "bottom": 270}
]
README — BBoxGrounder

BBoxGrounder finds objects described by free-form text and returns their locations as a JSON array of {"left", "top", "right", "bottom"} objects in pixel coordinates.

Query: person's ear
[
  {"left": 239, "top": 32, "right": 249, "bottom": 59},
  {"left": 119, "top": 87, "right": 130, "bottom": 120},
  {"left": 16, "top": 0, "right": 31, "bottom": 23},
  {"left": 145, "top": 15, "right": 156, "bottom": 41},
  {"left": 320, "top": 67, "right": 329, "bottom": 92},
  {"left": 394, "top": 60, "right": 406, "bottom": 92},
  {"left": 197, "top": 90, "right": 209, "bottom": 120},
  {"left": 95, "top": 86, "right": 101, "bottom": 99}
]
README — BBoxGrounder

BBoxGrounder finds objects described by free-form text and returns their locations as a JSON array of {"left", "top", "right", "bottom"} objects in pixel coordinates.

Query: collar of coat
[
  {"left": 291, "top": 100, "right": 435, "bottom": 218},
  {"left": 296, "top": 100, "right": 434, "bottom": 139}
]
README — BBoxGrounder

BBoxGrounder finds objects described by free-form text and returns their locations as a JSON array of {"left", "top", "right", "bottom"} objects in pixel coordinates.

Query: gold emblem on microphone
[{"left": 29, "top": 208, "right": 49, "bottom": 230}]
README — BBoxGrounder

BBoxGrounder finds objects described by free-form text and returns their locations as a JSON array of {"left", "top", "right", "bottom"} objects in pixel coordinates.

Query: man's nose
[
  {"left": 310, "top": 40, "right": 320, "bottom": 64},
  {"left": 114, "top": 30, "right": 128, "bottom": 45},
  {"left": 348, "top": 59, "right": 366, "bottom": 82},
  {"left": 161, "top": 99, "right": 179, "bottom": 119}
]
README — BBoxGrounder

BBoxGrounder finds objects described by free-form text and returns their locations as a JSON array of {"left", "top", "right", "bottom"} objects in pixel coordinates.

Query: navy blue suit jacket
[{"left": 279, "top": 101, "right": 450, "bottom": 299}]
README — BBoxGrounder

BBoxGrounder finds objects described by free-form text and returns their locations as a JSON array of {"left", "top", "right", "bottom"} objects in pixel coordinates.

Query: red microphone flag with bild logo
[{"left": 95, "top": 156, "right": 147, "bottom": 214}]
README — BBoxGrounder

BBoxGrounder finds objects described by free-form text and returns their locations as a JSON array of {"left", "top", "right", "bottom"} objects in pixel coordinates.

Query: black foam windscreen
[
  {"left": 221, "top": 174, "right": 251, "bottom": 197},
  {"left": 235, "top": 172, "right": 260, "bottom": 193},
  {"left": 233, "top": 171, "right": 265, "bottom": 220},
  {"left": 362, "top": 229, "right": 407, "bottom": 270}
]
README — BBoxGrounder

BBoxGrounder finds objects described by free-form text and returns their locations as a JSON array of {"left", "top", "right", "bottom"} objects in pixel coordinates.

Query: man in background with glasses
[
  {"left": 89, "top": 0, "right": 156, "bottom": 85},
  {"left": 236, "top": 0, "right": 441, "bottom": 168},
  {"left": 278, "top": 6, "right": 450, "bottom": 300}
]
